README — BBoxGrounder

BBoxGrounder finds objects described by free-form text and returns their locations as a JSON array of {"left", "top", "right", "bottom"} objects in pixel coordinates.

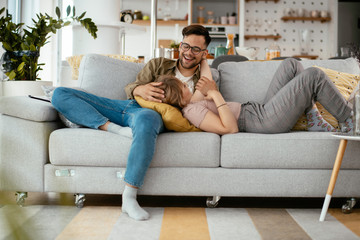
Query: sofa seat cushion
[
  {"left": 49, "top": 129, "right": 220, "bottom": 167},
  {"left": 221, "top": 131, "right": 360, "bottom": 169}
]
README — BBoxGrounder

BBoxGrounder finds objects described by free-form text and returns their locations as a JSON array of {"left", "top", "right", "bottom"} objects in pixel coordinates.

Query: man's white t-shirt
[{"left": 175, "top": 67, "right": 195, "bottom": 93}]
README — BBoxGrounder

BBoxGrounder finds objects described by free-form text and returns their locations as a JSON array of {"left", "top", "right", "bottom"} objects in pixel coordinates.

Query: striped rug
[{"left": 0, "top": 205, "right": 359, "bottom": 240}]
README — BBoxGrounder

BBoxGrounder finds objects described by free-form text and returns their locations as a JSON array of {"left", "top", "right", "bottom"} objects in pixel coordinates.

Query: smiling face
[{"left": 179, "top": 34, "right": 208, "bottom": 71}]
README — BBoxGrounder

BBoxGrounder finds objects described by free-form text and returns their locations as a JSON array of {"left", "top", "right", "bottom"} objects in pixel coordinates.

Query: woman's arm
[
  {"left": 191, "top": 58, "right": 213, "bottom": 102},
  {"left": 195, "top": 77, "right": 239, "bottom": 135}
]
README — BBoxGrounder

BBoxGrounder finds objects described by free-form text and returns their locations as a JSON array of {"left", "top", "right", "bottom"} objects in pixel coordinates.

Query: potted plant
[
  {"left": 170, "top": 41, "right": 180, "bottom": 59},
  {"left": 0, "top": 5, "right": 97, "bottom": 96}
]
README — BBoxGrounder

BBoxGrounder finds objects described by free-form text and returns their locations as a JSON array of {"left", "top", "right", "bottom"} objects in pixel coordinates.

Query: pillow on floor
[
  {"left": 135, "top": 96, "right": 201, "bottom": 132},
  {"left": 292, "top": 66, "right": 360, "bottom": 131}
]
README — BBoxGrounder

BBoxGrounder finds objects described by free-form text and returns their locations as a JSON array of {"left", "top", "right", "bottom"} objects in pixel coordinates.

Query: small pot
[{"left": 133, "top": 10, "right": 143, "bottom": 20}]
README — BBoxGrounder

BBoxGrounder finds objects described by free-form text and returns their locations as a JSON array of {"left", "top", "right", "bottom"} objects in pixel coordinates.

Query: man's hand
[
  {"left": 195, "top": 76, "right": 218, "bottom": 97},
  {"left": 133, "top": 82, "right": 165, "bottom": 103}
]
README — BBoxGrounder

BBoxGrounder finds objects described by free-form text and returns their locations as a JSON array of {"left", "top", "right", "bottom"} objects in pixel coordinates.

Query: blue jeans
[{"left": 51, "top": 87, "right": 164, "bottom": 188}]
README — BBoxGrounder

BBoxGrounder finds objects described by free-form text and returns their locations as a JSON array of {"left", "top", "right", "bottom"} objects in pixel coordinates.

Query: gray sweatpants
[{"left": 238, "top": 58, "right": 352, "bottom": 134}]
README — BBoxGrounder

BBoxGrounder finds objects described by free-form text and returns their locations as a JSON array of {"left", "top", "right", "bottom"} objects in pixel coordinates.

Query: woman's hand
[{"left": 195, "top": 76, "right": 218, "bottom": 97}]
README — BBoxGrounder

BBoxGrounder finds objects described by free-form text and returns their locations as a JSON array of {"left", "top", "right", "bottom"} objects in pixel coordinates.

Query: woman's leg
[
  {"left": 306, "top": 105, "right": 336, "bottom": 132},
  {"left": 263, "top": 58, "right": 304, "bottom": 103},
  {"left": 244, "top": 67, "right": 352, "bottom": 133},
  {"left": 264, "top": 59, "right": 337, "bottom": 132}
]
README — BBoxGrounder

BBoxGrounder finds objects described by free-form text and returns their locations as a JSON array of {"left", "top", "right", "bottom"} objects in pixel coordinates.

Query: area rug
[{"left": 0, "top": 205, "right": 359, "bottom": 240}]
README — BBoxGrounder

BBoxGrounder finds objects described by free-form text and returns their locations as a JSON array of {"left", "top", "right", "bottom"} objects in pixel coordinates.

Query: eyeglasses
[{"left": 180, "top": 42, "right": 207, "bottom": 55}]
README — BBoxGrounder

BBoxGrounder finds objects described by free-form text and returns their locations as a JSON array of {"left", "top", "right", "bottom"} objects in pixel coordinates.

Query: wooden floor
[{"left": 0, "top": 191, "right": 355, "bottom": 209}]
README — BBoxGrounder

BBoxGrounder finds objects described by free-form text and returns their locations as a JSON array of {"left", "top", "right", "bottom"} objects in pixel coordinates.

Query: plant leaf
[
  {"left": 8, "top": 70, "right": 16, "bottom": 80},
  {"left": 73, "top": 6, "right": 76, "bottom": 17},
  {"left": 55, "top": 7, "right": 61, "bottom": 19},
  {"left": 78, "top": 12, "right": 86, "bottom": 19},
  {"left": 17, "top": 62, "right": 25, "bottom": 71},
  {"left": 66, "top": 5, "right": 71, "bottom": 16},
  {"left": 2, "top": 42, "right": 13, "bottom": 51}
]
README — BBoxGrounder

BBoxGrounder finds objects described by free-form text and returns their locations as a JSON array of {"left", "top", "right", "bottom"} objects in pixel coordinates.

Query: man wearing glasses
[
  {"left": 122, "top": 24, "right": 212, "bottom": 221},
  {"left": 125, "top": 24, "right": 212, "bottom": 102}
]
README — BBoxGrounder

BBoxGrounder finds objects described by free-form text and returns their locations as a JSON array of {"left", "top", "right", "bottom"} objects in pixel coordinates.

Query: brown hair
[
  {"left": 182, "top": 25, "right": 211, "bottom": 47},
  {"left": 155, "top": 75, "right": 186, "bottom": 108}
]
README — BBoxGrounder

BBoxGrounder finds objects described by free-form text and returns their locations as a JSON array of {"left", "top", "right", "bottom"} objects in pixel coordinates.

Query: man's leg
[
  {"left": 121, "top": 108, "right": 164, "bottom": 220},
  {"left": 52, "top": 87, "right": 130, "bottom": 128}
]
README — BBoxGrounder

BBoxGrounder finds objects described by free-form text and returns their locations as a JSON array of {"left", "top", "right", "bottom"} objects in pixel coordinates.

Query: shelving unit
[
  {"left": 133, "top": 19, "right": 188, "bottom": 26},
  {"left": 293, "top": 55, "right": 318, "bottom": 59},
  {"left": 281, "top": 16, "right": 331, "bottom": 23},
  {"left": 245, "top": 0, "right": 279, "bottom": 2},
  {"left": 244, "top": 35, "right": 281, "bottom": 40}
]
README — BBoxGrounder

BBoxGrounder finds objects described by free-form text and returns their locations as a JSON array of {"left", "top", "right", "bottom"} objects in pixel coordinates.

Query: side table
[{"left": 319, "top": 133, "right": 360, "bottom": 221}]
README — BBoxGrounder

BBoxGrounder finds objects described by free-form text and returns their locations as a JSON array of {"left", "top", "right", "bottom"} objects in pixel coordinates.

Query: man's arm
[{"left": 124, "top": 58, "right": 164, "bottom": 102}]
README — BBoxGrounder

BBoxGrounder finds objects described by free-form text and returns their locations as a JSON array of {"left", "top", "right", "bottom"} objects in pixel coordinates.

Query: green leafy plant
[
  {"left": 0, "top": 6, "right": 98, "bottom": 80},
  {"left": 170, "top": 41, "right": 180, "bottom": 49}
]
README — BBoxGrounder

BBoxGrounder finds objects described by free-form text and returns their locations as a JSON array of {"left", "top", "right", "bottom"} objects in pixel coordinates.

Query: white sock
[
  {"left": 107, "top": 122, "right": 133, "bottom": 138},
  {"left": 306, "top": 108, "right": 336, "bottom": 132},
  {"left": 122, "top": 186, "right": 149, "bottom": 221}
]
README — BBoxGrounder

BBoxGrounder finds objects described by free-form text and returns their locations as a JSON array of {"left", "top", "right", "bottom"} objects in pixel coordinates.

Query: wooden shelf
[
  {"left": 244, "top": 35, "right": 281, "bottom": 40},
  {"left": 133, "top": 19, "right": 188, "bottom": 26},
  {"left": 192, "top": 23, "right": 239, "bottom": 27},
  {"left": 281, "top": 16, "right": 331, "bottom": 23},
  {"left": 246, "top": 0, "right": 279, "bottom": 2},
  {"left": 293, "top": 55, "right": 318, "bottom": 59}
]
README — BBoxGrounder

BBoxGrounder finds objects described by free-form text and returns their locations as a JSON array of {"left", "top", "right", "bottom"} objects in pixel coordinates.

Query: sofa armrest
[{"left": 0, "top": 96, "right": 58, "bottom": 122}]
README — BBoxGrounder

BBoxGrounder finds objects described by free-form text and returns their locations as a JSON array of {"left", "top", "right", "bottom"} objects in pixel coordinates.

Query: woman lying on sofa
[{"left": 157, "top": 58, "right": 353, "bottom": 135}]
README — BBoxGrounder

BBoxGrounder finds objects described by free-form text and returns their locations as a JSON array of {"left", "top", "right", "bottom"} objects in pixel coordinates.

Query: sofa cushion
[
  {"left": 219, "top": 58, "right": 360, "bottom": 103},
  {"left": 77, "top": 54, "right": 145, "bottom": 100},
  {"left": 49, "top": 129, "right": 220, "bottom": 168},
  {"left": 313, "top": 66, "right": 360, "bottom": 129},
  {"left": 0, "top": 96, "right": 58, "bottom": 122},
  {"left": 221, "top": 131, "right": 360, "bottom": 169}
]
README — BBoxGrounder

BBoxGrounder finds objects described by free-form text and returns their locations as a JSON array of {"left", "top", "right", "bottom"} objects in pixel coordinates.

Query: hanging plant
[{"left": 0, "top": 5, "right": 98, "bottom": 80}]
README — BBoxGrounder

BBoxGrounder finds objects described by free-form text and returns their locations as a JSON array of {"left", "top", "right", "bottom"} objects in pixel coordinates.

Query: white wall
[
  {"left": 72, "top": 0, "right": 122, "bottom": 55},
  {"left": 34, "top": 0, "right": 56, "bottom": 81}
]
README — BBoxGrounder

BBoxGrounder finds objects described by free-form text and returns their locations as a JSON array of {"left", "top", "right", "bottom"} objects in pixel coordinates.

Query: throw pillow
[
  {"left": 41, "top": 86, "right": 83, "bottom": 128},
  {"left": 67, "top": 54, "right": 139, "bottom": 80},
  {"left": 134, "top": 96, "right": 202, "bottom": 132},
  {"left": 292, "top": 66, "right": 360, "bottom": 131}
]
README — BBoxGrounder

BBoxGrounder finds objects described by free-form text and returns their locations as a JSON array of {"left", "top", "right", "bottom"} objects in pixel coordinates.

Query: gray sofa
[{"left": 1, "top": 54, "right": 360, "bottom": 209}]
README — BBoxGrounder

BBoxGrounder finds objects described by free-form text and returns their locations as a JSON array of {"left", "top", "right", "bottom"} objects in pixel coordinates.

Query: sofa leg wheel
[
  {"left": 206, "top": 196, "right": 221, "bottom": 208},
  {"left": 74, "top": 194, "right": 86, "bottom": 208},
  {"left": 15, "top": 192, "right": 28, "bottom": 207},
  {"left": 342, "top": 198, "right": 357, "bottom": 214}
]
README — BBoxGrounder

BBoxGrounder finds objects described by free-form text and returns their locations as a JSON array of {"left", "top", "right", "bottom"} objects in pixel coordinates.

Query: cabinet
[{"left": 189, "top": 0, "right": 240, "bottom": 26}]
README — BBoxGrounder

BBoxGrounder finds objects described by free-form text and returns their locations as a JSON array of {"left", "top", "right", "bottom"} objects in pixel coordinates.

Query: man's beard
[{"left": 179, "top": 53, "right": 201, "bottom": 69}]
